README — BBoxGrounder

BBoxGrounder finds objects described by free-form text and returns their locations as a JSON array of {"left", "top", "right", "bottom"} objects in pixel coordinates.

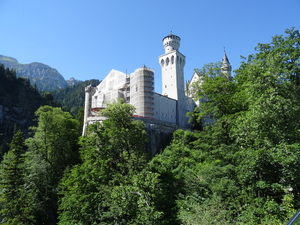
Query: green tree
[
  {"left": 75, "top": 107, "right": 84, "bottom": 135},
  {"left": 230, "top": 28, "right": 300, "bottom": 220},
  {"left": 24, "top": 106, "right": 80, "bottom": 224},
  {"left": 59, "top": 99, "right": 163, "bottom": 224},
  {"left": 0, "top": 130, "right": 34, "bottom": 224},
  {"left": 148, "top": 28, "right": 300, "bottom": 224}
]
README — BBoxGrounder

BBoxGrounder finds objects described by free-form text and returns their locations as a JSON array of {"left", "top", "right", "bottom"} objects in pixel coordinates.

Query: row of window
[{"left": 160, "top": 56, "right": 185, "bottom": 67}]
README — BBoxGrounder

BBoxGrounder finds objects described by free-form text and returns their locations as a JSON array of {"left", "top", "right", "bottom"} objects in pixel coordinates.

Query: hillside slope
[
  {"left": 0, "top": 64, "right": 57, "bottom": 157},
  {"left": 0, "top": 55, "right": 68, "bottom": 91},
  {"left": 52, "top": 79, "right": 100, "bottom": 115}
]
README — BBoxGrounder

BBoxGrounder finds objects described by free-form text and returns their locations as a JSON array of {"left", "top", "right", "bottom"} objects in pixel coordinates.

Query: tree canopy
[{"left": 59, "top": 99, "right": 163, "bottom": 224}]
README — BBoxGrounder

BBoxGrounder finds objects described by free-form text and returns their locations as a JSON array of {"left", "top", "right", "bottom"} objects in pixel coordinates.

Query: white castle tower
[
  {"left": 159, "top": 33, "right": 185, "bottom": 100},
  {"left": 159, "top": 33, "right": 187, "bottom": 126}
]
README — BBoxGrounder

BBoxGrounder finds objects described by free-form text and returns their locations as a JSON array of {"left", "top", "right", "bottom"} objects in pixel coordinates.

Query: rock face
[
  {"left": 0, "top": 88, "right": 48, "bottom": 155},
  {"left": 66, "top": 77, "right": 82, "bottom": 86},
  {"left": 0, "top": 55, "right": 69, "bottom": 92},
  {"left": 138, "top": 117, "right": 181, "bottom": 155}
]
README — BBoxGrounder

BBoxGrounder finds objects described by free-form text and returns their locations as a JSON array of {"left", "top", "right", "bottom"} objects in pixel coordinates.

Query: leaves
[{"left": 58, "top": 99, "right": 163, "bottom": 224}]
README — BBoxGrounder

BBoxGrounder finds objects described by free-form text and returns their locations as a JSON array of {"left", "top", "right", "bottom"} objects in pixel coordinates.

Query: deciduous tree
[
  {"left": 59, "top": 99, "right": 163, "bottom": 224},
  {"left": 24, "top": 106, "right": 80, "bottom": 224}
]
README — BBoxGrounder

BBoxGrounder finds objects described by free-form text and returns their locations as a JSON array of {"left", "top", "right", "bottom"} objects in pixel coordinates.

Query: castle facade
[{"left": 82, "top": 34, "right": 231, "bottom": 135}]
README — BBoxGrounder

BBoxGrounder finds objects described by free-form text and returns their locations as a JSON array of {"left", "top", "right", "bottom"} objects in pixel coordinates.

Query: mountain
[
  {"left": 66, "top": 77, "right": 82, "bottom": 86},
  {"left": 52, "top": 79, "right": 100, "bottom": 116},
  {"left": 0, "top": 64, "right": 58, "bottom": 157},
  {"left": 0, "top": 55, "right": 69, "bottom": 92}
]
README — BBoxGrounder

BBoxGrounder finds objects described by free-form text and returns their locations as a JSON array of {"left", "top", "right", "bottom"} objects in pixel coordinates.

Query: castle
[{"left": 82, "top": 33, "right": 232, "bottom": 136}]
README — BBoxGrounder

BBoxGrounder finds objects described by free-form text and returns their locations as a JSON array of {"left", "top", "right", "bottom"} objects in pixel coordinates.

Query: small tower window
[{"left": 166, "top": 57, "right": 170, "bottom": 66}]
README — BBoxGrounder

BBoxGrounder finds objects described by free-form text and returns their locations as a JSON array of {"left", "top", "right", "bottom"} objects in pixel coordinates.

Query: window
[{"left": 166, "top": 57, "right": 170, "bottom": 66}]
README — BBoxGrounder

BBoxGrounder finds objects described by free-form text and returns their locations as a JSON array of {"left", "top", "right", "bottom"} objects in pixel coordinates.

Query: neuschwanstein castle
[{"left": 82, "top": 33, "right": 232, "bottom": 135}]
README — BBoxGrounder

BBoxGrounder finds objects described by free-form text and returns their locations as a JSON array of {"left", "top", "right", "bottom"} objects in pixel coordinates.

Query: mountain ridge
[{"left": 0, "top": 54, "right": 75, "bottom": 92}]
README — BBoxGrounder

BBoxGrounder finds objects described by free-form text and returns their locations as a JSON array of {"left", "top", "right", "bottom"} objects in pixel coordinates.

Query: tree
[
  {"left": 189, "top": 62, "right": 241, "bottom": 145},
  {"left": 233, "top": 27, "right": 300, "bottom": 147},
  {"left": 59, "top": 99, "right": 163, "bottom": 224},
  {"left": 0, "top": 130, "right": 34, "bottom": 224},
  {"left": 150, "top": 28, "right": 300, "bottom": 224},
  {"left": 24, "top": 106, "right": 80, "bottom": 224}
]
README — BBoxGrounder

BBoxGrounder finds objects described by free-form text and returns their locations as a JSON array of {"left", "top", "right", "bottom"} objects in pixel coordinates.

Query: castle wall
[
  {"left": 134, "top": 117, "right": 183, "bottom": 155},
  {"left": 153, "top": 93, "right": 177, "bottom": 124}
]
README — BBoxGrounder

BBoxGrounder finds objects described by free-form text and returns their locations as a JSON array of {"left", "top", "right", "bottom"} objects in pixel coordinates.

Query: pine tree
[{"left": 0, "top": 130, "right": 34, "bottom": 224}]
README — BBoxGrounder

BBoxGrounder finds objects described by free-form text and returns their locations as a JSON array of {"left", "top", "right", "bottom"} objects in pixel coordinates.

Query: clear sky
[{"left": 1, "top": 0, "right": 299, "bottom": 93}]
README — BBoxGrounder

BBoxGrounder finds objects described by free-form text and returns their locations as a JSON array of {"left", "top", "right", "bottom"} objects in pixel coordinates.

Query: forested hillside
[
  {"left": 51, "top": 79, "right": 100, "bottom": 115},
  {"left": 0, "top": 55, "right": 69, "bottom": 92},
  {"left": 0, "top": 64, "right": 57, "bottom": 157},
  {"left": 0, "top": 28, "right": 299, "bottom": 224}
]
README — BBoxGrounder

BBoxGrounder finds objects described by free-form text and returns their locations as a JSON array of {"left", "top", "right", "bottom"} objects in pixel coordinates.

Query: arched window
[
  {"left": 171, "top": 55, "right": 174, "bottom": 64},
  {"left": 160, "top": 59, "right": 165, "bottom": 67},
  {"left": 166, "top": 57, "right": 170, "bottom": 66}
]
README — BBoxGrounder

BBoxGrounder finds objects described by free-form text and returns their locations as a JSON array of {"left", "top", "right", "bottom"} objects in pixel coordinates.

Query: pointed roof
[
  {"left": 222, "top": 51, "right": 230, "bottom": 65},
  {"left": 221, "top": 50, "right": 231, "bottom": 71}
]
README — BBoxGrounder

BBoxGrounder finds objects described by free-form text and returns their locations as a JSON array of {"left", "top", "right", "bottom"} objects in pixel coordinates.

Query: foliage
[
  {"left": 0, "top": 130, "right": 34, "bottom": 224},
  {"left": 0, "top": 64, "right": 58, "bottom": 157},
  {"left": 59, "top": 99, "right": 163, "bottom": 224},
  {"left": 24, "top": 106, "right": 80, "bottom": 224},
  {"left": 51, "top": 79, "right": 100, "bottom": 115},
  {"left": 146, "top": 28, "right": 300, "bottom": 224}
]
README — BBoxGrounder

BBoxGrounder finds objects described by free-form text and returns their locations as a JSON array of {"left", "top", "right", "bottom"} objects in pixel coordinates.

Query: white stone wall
[
  {"left": 153, "top": 93, "right": 177, "bottom": 124},
  {"left": 159, "top": 51, "right": 186, "bottom": 101}
]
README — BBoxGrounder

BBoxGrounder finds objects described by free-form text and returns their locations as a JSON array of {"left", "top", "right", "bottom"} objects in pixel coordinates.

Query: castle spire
[{"left": 221, "top": 50, "right": 232, "bottom": 78}]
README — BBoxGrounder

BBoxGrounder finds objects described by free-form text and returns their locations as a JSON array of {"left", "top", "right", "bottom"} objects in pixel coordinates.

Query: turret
[
  {"left": 162, "top": 33, "right": 181, "bottom": 54},
  {"left": 130, "top": 65, "right": 154, "bottom": 118},
  {"left": 221, "top": 51, "right": 232, "bottom": 78}
]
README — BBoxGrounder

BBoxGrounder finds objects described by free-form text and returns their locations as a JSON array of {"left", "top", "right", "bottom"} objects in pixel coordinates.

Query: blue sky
[{"left": 1, "top": 0, "right": 299, "bottom": 93}]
